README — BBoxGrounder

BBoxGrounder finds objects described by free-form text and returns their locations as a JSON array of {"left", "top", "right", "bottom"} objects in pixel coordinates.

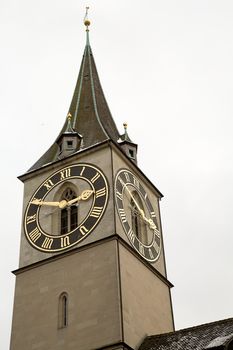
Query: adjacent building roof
[
  {"left": 139, "top": 318, "right": 233, "bottom": 350},
  {"left": 29, "top": 29, "right": 120, "bottom": 171}
]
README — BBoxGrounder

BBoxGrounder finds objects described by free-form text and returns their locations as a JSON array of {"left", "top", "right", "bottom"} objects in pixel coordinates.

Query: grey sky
[{"left": 1, "top": 1, "right": 233, "bottom": 348}]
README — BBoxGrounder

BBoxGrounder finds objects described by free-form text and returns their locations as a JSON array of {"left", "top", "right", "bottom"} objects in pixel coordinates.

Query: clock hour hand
[{"left": 67, "top": 189, "right": 94, "bottom": 206}]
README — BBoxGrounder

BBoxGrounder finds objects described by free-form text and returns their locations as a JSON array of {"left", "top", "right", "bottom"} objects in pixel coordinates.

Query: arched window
[
  {"left": 58, "top": 292, "right": 68, "bottom": 328},
  {"left": 131, "top": 192, "right": 147, "bottom": 244},
  {"left": 60, "top": 188, "right": 78, "bottom": 234},
  {"left": 131, "top": 198, "right": 140, "bottom": 239}
]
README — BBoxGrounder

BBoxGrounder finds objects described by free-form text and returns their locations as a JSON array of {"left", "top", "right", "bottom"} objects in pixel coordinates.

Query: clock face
[
  {"left": 24, "top": 164, "right": 108, "bottom": 252},
  {"left": 115, "top": 169, "right": 161, "bottom": 262}
]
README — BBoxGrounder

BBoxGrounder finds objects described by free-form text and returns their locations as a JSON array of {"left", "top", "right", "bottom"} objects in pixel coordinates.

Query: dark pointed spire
[{"left": 29, "top": 12, "right": 120, "bottom": 171}]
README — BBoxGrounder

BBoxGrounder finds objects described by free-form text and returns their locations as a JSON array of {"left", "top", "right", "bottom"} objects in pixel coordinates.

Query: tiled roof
[{"left": 139, "top": 318, "right": 233, "bottom": 350}]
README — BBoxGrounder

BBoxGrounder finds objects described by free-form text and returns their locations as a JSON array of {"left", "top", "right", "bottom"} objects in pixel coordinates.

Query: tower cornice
[
  {"left": 18, "top": 140, "right": 163, "bottom": 199},
  {"left": 12, "top": 234, "right": 173, "bottom": 288}
]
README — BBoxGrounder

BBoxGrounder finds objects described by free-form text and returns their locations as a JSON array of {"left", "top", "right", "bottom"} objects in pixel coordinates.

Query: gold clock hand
[
  {"left": 31, "top": 199, "right": 61, "bottom": 207},
  {"left": 119, "top": 178, "right": 142, "bottom": 212},
  {"left": 67, "top": 189, "right": 94, "bottom": 206},
  {"left": 121, "top": 181, "right": 150, "bottom": 220},
  {"left": 31, "top": 198, "right": 68, "bottom": 209},
  {"left": 31, "top": 190, "right": 93, "bottom": 209},
  {"left": 131, "top": 208, "right": 160, "bottom": 238},
  {"left": 120, "top": 179, "right": 159, "bottom": 235}
]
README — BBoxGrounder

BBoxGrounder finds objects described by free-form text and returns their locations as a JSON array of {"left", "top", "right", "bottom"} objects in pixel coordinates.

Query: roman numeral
[
  {"left": 90, "top": 206, "right": 103, "bottom": 218},
  {"left": 43, "top": 179, "right": 54, "bottom": 190},
  {"left": 41, "top": 237, "right": 53, "bottom": 249},
  {"left": 96, "top": 188, "right": 106, "bottom": 198},
  {"left": 61, "top": 236, "right": 70, "bottom": 248},
  {"left": 148, "top": 248, "right": 155, "bottom": 260},
  {"left": 119, "top": 208, "right": 127, "bottom": 223},
  {"left": 154, "top": 241, "right": 159, "bottom": 253},
  {"left": 60, "top": 168, "right": 71, "bottom": 180},
  {"left": 80, "top": 166, "right": 85, "bottom": 176},
  {"left": 128, "top": 229, "right": 135, "bottom": 244},
  {"left": 154, "top": 228, "right": 160, "bottom": 239},
  {"left": 124, "top": 172, "right": 130, "bottom": 182},
  {"left": 116, "top": 190, "right": 123, "bottom": 201},
  {"left": 29, "top": 228, "right": 41, "bottom": 242},
  {"left": 91, "top": 173, "right": 100, "bottom": 183},
  {"left": 26, "top": 214, "right": 36, "bottom": 224},
  {"left": 80, "top": 225, "right": 89, "bottom": 236},
  {"left": 139, "top": 243, "right": 145, "bottom": 256},
  {"left": 118, "top": 176, "right": 125, "bottom": 187},
  {"left": 133, "top": 176, "right": 139, "bottom": 189}
]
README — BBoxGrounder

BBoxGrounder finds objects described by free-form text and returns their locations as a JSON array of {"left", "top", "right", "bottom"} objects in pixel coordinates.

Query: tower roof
[{"left": 29, "top": 27, "right": 120, "bottom": 171}]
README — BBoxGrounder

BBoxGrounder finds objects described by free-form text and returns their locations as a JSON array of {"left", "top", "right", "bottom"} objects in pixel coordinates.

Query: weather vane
[{"left": 84, "top": 6, "right": 90, "bottom": 31}]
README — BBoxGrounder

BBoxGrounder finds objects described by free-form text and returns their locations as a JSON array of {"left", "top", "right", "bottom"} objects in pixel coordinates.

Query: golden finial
[
  {"left": 123, "top": 122, "right": 128, "bottom": 131},
  {"left": 67, "top": 112, "right": 72, "bottom": 121},
  {"left": 84, "top": 6, "right": 90, "bottom": 30}
]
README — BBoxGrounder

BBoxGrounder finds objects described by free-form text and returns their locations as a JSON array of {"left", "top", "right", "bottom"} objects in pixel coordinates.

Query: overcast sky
[{"left": 1, "top": 1, "right": 233, "bottom": 348}]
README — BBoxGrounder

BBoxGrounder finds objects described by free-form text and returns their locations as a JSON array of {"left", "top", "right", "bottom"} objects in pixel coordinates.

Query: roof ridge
[{"left": 147, "top": 317, "right": 233, "bottom": 340}]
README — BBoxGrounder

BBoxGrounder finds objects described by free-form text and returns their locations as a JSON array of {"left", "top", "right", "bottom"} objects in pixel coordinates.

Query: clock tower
[{"left": 10, "top": 15, "right": 174, "bottom": 350}]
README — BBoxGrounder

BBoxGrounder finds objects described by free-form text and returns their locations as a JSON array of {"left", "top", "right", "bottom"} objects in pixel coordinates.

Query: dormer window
[
  {"left": 129, "top": 149, "right": 135, "bottom": 159},
  {"left": 67, "top": 140, "right": 73, "bottom": 148}
]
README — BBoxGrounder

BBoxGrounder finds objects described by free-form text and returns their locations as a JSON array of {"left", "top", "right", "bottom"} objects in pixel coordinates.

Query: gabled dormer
[
  {"left": 119, "top": 122, "right": 138, "bottom": 163},
  {"left": 56, "top": 113, "right": 83, "bottom": 159}
]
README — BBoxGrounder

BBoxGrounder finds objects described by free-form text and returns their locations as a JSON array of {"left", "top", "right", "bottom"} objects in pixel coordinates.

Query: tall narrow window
[
  {"left": 58, "top": 292, "right": 68, "bottom": 328},
  {"left": 131, "top": 198, "right": 140, "bottom": 239},
  {"left": 60, "top": 188, "right": 78, "bottom": 234}
]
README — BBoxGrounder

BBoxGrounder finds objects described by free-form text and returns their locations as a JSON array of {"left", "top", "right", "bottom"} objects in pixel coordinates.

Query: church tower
[{"left": 10, "top": 13, "right": 174, "bottom": 350}]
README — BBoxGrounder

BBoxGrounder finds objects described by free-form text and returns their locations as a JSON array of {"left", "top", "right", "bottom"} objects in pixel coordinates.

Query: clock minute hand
[
  {"left": 67, "top": 189, "right": 94, "bottom": 206},
  {"left": 31, "top": 199, "right": 61, "bottom": 207},
  {"left": 121, "top": 180, "right": 151, "bottom": 219},
  {"left": 122, "top": 181, "right": 159, "bottom": 234},
  {"left": 122, "top": 182, "right": 143, "bottom": 213},
  {"left": 131, "top": 203, "right": 160, "bottom": 237}
]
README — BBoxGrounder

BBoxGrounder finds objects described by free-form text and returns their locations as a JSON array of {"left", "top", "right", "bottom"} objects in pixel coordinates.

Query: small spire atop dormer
[
  {"left": 65, "top": 113, "right": 75, "bottom": 133},
  {"left": 121, "top": 122, "right": 132, "bottom": 142},
  {"left": 56, "top": 113, "right": 83, "bottom": 159},
  {"left": 119, "top": 122, "right": 138, "bottom": 163}
]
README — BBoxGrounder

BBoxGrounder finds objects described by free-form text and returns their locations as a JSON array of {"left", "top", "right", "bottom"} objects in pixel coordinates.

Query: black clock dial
[
  {"left": 24, "top": 164, "right": 108, "bottom": 252},
  {"left": 115, "top": 169, "right": 161, "bottom": 262}
]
